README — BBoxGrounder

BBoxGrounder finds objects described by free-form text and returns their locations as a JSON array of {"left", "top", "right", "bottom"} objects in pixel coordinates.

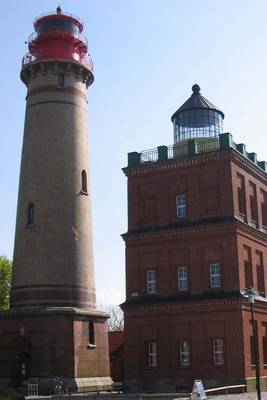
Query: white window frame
[
  {"left": 180, "top": 340, "right": 190, "bottom": 366},
  {"left": 147, "top": 270, "right": 156, "bottom": 294},
  {"left": 148, "top": 342, "right": 157, "bottom": 367},
  {"left": 178, "top": 266, "right": 188, "bottom": 291},
  {"left": 213, "top": 338, "right": 224, "bottom": 365},
  {"left": 176, "top": 194, "right": 187, "bottom": 218},
  {"left": 210, "top": 263, "right": 221, "bottom": 288}
]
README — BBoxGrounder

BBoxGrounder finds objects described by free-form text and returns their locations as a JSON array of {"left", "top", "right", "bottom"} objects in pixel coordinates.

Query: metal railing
[
  {"left": 21, "top": 52, "right": 93, "bottom": 72},
  {"left": 140, "top": 148, "right": 158, "bottom": 163},
  {"left": 22, "top": 52, "right": 36, "bottom": 66},
  {"left": 28, "top": 30, "right": 88, "bottom": 48},
  {"left": 140, "top": 137, "right": 220, "bottom": 165},
  {"left": 196, "top": 136, "right": 220, "bottom": 153}
]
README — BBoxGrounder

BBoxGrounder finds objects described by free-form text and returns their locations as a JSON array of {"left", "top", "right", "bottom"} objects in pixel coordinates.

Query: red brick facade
[
  {"left": 108, "top": 331, "right": 124, "bottom": 382},
  {"left": 0, "top": 309, "right": 111, "bottom": 393},
  {"left": 122, "top": 145, "right": 267, "bottom": 392}
]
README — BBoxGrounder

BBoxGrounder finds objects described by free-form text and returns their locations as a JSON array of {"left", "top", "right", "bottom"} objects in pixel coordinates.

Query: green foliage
[
  {"left": 0, "top": 256, "right": 12, "bottom": 310},
  {"left": 0, "top": 388, "right": 24, "bottom": 400}
]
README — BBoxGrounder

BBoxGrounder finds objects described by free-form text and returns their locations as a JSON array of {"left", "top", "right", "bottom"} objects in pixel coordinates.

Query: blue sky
[{"left": 1, "top": 0, "right": 267, "bottom": 306}]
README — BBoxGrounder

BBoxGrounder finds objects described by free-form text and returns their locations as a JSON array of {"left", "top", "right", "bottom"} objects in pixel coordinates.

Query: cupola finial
[
  {"left": 56, "top": 5, "right": 62, "bottom": 14},
  {"left": 192, "top": 84, "right": 201, "bottom": 94}
]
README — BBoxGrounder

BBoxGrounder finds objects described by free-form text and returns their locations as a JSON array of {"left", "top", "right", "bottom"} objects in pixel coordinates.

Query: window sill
[
  {"left": 25, "top": 223, "right": 35, "bottom": 229},
  {"left": 87, "top": 343, "right": 96, "bottom": 349},
  {"left": 57, "top": 86, "right": 66, "bottom": 90},
  {"left": 237, "top": 213, "right": 247, "bottom": 223},
  {"left": 249, "top": 220, "right": 258, "bottom": 229}
]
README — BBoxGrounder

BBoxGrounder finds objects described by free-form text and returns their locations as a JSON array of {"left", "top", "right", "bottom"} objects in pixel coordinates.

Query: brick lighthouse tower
[{"left": 0, "top": 7, "right": 111, "bottom": 392}]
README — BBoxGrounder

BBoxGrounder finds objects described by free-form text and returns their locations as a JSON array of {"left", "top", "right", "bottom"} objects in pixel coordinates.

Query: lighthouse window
[
  {"left": 81, "top": 170, "right": 88, "bottom": 194},
  {"left": 88, "top": 321, "right": 95, "bottom": 347},
  {"left": 58, "top": 73, "right": 65, "bottom": 88},
  {"left": 27, "top": 203, "right": 35, "bottom": 225},
  {"left": 38, "top": 19, "right": 80, "bottom": 37}
]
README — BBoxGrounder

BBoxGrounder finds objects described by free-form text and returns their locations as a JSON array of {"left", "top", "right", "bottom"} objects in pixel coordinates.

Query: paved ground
[{"left": 205, "top": 393, "right": 267, "bottom": 400}]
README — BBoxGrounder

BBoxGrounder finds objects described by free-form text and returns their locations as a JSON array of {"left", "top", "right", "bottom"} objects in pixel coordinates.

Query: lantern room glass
[{"left": 173, "top": 108, "right": 223, "bottom": 143}]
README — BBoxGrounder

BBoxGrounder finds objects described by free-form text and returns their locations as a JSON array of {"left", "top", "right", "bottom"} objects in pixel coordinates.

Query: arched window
[
  {"left": 88, "top": 321, "right": 95, "bottom": 347},
  {"left": 81, "top": 170, "right": 88, "bottom": 194},
  {"left": 27, "top": 203, "right": 35, "bottom": 225},
  {"left": 58, "top": 72, "right": 65, "bottom": 88}
]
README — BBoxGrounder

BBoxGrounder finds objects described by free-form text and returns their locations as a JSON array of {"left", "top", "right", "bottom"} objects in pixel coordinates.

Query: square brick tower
[
  {"left": 122, "top": 84, "right": 267, "bottom": 393},
  {"left": 0, "top": 7, "right": 111, "bottom": 393}
]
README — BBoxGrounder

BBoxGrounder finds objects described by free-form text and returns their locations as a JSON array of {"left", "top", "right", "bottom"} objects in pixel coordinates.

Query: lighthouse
[{"left": 0, "top": 8, "right": 111, "bottom": 392}]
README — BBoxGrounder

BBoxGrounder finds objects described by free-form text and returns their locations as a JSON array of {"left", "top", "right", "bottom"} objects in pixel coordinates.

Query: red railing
[{"left": 28, "top": 30, "right": 88, "bottom": 49}]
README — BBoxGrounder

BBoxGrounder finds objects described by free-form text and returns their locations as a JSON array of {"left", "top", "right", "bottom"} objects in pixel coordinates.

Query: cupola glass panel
[{"left": 172, "top": 85, "right": 224, "bottom": 144}]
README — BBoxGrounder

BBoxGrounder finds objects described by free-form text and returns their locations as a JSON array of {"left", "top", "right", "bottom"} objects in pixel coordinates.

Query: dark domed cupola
[{"left": 171, "top": 84, "right": 224, "bottom": 144}]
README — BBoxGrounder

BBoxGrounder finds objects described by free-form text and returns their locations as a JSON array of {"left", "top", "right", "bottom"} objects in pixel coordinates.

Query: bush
[{"left": 0, "top": 388, "right": 24, "bottom": 400}]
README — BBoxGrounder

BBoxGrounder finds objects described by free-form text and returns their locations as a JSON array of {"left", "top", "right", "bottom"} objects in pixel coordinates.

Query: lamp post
[{"left": 245, "top": 287, "right": 261, "bottom": 400}]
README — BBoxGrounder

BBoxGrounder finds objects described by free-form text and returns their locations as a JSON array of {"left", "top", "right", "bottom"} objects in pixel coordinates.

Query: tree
[
  {"left": 105, "top": 305, "right": 124, "bottom": 332},
  {"left": 0, "top": 256, "right": 12, "bottom": 310}
]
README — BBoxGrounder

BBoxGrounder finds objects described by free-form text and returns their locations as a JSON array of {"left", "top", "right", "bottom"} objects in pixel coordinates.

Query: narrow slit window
[
  {"left": 58, "top": 72, "right": 65, "bottom": 88},
  {"left": 82, "top": 170, "right": 88, "bottom": 194},
  {"left": 88, "top": 321, "right": 95, "bottom": 347},
  {"left": 27, "top": 203, "right": 35, "bottom": 225}
]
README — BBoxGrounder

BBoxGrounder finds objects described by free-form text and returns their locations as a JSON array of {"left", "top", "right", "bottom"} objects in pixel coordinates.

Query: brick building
[
  {"left": 122, "top": 84, "right": 267, "bottom": 392},
  {"left": 108, "top": 331, "right": 124, "bottom": 382}
]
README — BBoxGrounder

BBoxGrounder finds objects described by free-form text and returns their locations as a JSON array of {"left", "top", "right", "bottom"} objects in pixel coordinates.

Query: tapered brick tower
[{"left": 0, "top": 7, "right": 111, "bottom": 393}]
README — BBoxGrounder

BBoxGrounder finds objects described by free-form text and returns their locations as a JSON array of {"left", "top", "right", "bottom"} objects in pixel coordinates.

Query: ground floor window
[
  {"left": 180, "top": 340, "right": 190, "bottom": 366},
  {"left": 148, "top": 342, "right": 157, "bottom": 367}
]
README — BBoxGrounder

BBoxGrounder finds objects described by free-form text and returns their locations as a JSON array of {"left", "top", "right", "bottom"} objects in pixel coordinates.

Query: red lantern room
[{"left": 22, "top": 6, "right": 93, "bottom": 77}]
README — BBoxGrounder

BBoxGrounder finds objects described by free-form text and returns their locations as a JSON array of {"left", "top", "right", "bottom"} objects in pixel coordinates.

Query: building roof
[{"left": 171, "top": 84, "right": 225, "bottom": 122}]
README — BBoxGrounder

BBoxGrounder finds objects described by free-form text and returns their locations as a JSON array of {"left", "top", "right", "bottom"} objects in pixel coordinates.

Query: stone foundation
[{"left": 0, "top": 307, "right": 112, "bottom": 394}]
